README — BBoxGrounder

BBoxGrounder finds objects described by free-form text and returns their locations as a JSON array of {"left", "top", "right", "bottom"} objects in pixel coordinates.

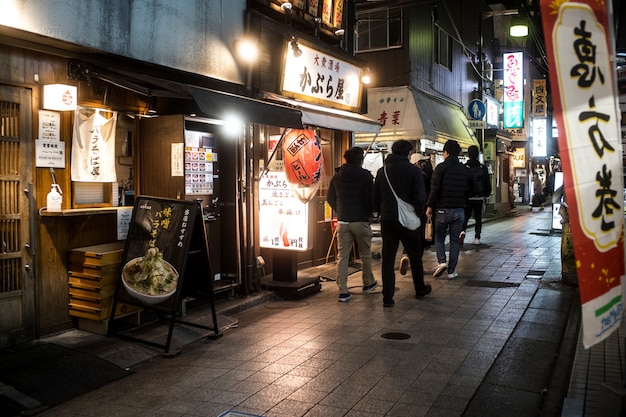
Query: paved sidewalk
[{"left": 34, "top": 207, "right": 579, "bottom": 417}]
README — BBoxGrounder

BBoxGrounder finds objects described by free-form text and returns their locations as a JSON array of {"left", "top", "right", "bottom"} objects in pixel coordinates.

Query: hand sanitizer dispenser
[{"left": 47, "top": 184, "right": 63, "bottom": 212}]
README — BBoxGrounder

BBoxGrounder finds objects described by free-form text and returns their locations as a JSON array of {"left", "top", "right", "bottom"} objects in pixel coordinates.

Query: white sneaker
[
  {"left": 433, "top": 263, "right": 447, "bottom": 277},
  {"left": 448, "top": 271, "right": 458, "bottom": 279},
  {"left": 399, "top": 256, "right": 409, "bottom": 275},
  {"left": 474, "top": 238, "right": 481, "bottom": 245}
]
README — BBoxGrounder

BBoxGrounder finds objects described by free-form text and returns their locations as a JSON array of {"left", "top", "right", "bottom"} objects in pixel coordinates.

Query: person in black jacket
[
  {"left": 426, "top": 140, "right": 480, "bottom": 279},
  {"left": 460, "top": 145, "right": 491, "bottom": 246},
  {"left": 373, "top": 140, "right": 431, "bottom": 307},
  {"left": 327, "top": 147, "right": 378, "bottom": 302}
]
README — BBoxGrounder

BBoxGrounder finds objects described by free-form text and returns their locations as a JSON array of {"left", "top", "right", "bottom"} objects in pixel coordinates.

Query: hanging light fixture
[
  {"left": 290, "top": 37, "right": 302, "bottom": 57},
  {"left": 509, "top": 15, "right": 529, "bottom": 37}
]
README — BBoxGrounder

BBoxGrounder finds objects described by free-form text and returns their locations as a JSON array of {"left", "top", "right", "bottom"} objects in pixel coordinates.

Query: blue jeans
[{"left": 434, "top": 208, "right": 465, "bottom": 273}]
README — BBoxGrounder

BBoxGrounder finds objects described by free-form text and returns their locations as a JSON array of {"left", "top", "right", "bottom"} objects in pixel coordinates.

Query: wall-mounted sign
[
  {"left": 532, "top": 118, "right": 547, "bottom": 157},
  {"left": 43, "top": 84, "right": 77, "bottom": 111},
  {"left": 532, "top": 79, "right": 547, "bottom": 117},
  {"left": 35, "top": 139, "right": 65, "bottom": 168},
  {"left": 259, "top": 171, "right": 309, "bottom": 251},
  {"left": 512, "top": 147, "right": 526, "bottom": 168},
  {"left": 503, "top": 52, "right": 524, "bottom": 129},
  {"left": 485, "top": 95, "right": 500, "bottom": 128},
  {"left": 38, "top": 110, "right": 60, "bottom": 141},
  {"left": 280, "top": 42, "right": 362, "bottom": 111}
]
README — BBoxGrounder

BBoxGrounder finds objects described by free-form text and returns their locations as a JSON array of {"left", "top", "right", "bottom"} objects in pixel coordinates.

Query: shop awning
[
  {"left": 355, "top": 86, "right": 479, "bottom": 148},
  {"left": 264, "top": 93, "right": 382, "bottom": 133},
  {"left": 187, "top": 86, "right": 304, "bottom": 129},
  {"left": 73, "top": 63, "right": 306, "bottom": 128}
]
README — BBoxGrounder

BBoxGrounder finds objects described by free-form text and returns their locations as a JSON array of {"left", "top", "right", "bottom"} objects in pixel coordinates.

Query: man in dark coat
[
  {"left": 426, "top": 140, "right": 480, "bottom": 279},
  {"left": 460, "top": 145, "right": 492, "bottom": 245},
  {"left": 327, "top": 147, "right": 378, "bottom": 302},
  {"left": 373, "top": 140, "right": 431, "bottom": 307}
]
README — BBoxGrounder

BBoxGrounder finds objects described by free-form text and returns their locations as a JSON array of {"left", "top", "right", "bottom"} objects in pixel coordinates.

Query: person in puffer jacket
[
  {"left": 327, "top": 147, "right": 378, "bottom": 303},
  {"left": 373, "top": 140, "right": 431, "bottom": 307},
  {"left": 426, "top": 140, "right": 480, "bottom": 280}
]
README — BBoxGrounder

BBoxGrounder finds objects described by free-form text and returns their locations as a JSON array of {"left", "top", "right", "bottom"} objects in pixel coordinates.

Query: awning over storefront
[
  {"left": 265, "top": 93, "right": 382, "bottom": 133},
  {"left": 70, "top": 62, "right": 306, "bottom": 128},
  {"left": 355, "top": 86, "right": 479, "bottom": 148},
  {"left": 187, "top": 86, "right": 304, "bottom": 129}
]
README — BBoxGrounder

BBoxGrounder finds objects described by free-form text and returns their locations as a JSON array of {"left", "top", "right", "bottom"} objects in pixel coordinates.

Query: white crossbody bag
[{"left": 384, "top": 166, "right": 421, "bottom": 231}]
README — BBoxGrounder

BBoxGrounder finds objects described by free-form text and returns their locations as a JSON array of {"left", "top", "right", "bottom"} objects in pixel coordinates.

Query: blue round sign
[{"left": 468, "top": 99, "right": 486, "bottom": 120}]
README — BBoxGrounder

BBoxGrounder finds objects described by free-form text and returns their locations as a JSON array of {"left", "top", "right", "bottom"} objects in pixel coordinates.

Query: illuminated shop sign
[
  {"left": 503, "top": 52, "right": 524, "bottom": 129},
  {"left": 281, "top": 42, "right": 362, "bottom": 111}
]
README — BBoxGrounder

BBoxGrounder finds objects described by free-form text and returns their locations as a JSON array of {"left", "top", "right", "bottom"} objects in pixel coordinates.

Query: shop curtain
[{"left": 71, "top": 107, "right": 117, "bottom": 182}]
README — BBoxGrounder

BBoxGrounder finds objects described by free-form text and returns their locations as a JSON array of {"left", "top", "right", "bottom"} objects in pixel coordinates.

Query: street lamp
[
  {"left": 476, "top": 9, "right": 528, "bottom": 151},
  {"left": 478, "top": 9, "right": 527, "bottom": 95}
]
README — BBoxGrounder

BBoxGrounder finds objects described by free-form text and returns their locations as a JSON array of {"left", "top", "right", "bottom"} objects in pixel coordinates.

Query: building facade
[{"left": 0, "top": 0, "right": 378, "bottom": 347}]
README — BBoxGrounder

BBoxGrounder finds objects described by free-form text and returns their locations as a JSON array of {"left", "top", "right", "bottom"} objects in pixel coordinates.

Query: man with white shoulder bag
[
  {"left": 426, "top": 140, "right": 481, "bottom": 280},
  {"left": 373, "top": 140, "right": 431, "bottom": 307}
]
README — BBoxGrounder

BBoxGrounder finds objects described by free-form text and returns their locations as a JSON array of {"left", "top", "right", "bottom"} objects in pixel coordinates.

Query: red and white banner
[{"left": 541, "top": 0, "right": 624, "bottom": 348}]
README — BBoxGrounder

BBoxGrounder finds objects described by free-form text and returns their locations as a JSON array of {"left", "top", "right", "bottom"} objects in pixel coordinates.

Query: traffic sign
[{"left": 468, "top": 99, "right": 486, "bottom": 120}]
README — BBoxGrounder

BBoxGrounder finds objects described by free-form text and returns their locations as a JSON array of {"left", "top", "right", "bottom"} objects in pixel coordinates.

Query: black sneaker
[
  {"left": 363, "top": 281, "right": 378, "bottom": 293},
  {"left": 338, "top": 293, "right": 352, "bottom": 302},
  {"left": 415, "top": 285, "right": 432, "bottom": 298},
  {"left": 383, "top": 300, "right": 395, "bottom": 307}
]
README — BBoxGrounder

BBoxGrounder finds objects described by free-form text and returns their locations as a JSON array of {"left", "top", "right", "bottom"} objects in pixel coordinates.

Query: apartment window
[
  {"left": 356, "top": 7, "right": 402, "bottom": 52},
  {"left": 435, "top": 26, "right": 452, "bottom": 70}
]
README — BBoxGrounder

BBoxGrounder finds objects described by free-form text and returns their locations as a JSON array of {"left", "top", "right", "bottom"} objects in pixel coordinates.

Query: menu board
[
  {"left": 110, "top": 196, "right": 219, "bottom": 352},
  {"left": 184, "top": 146, "right": 214, "bottom": 195},
  {"left": 112, "top": 196, "right": 214, "bottom": 311},
  {"left": 259, "top": 171, "right": 309, "bottom": 251}
]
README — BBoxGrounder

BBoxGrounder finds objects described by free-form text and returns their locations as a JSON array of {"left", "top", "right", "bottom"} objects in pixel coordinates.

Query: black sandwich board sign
[{"left": 109, "top": 196, "right": 220, "bottom": 354}]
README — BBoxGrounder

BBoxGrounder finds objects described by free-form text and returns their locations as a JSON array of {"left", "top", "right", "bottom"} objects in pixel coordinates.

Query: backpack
[{"left": 467, "top": 163, "right": 485, "bottom": 197}]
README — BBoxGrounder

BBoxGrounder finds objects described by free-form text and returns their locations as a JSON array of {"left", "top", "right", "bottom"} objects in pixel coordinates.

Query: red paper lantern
[{"left": 282, "top": 129, "right": 323, "bottom": 186}]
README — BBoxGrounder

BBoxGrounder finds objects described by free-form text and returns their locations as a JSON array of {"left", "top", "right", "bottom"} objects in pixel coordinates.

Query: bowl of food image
[{"left": 122, "top": 248, "right": 179, "bottom": 305}]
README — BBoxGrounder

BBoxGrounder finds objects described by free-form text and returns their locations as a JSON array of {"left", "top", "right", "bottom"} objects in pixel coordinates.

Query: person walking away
[
  {"left": 399, "top": 153, "right": 433, "bottom": 275},
  {"left": 373, "top": 140, "right": 431, "bottom": 307},
  {"left": 460, "top": 145, "right": 491, "bottom": 245},
  {"left": 426, "top": 140, "right": 480, "bottom": 279},
  {"left": 327, "top": 147, "right": 378, "bottom": 302},
  {"left": 531, "top": 172, "right": 545, "bottom": 210}
]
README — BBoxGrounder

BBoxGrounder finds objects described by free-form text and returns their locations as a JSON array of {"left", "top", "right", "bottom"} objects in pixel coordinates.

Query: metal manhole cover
[
  {"left": 464, "top": 280, "right": 520, "bottom": 288},
  {"left": 381, "top": 332, "right": 411, "bottom": 340}
]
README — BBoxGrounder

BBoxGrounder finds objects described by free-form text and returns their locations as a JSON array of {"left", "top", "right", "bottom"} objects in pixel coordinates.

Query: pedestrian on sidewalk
[
  {"left": 327, "top": 147, "right": 378, "bottom": 302},
  {"left": 531, "top": 171, "right": 546, "bottom": 210},
  {"left": 460, "top": 145, "right": 491, "bottom": 246},
  {"left": 426, "top": 140, "right": 480, "bottom": 279},
  {"left": 373, "top": 140, "right": 431, "bottom": 307},
  {"left": 399, "top": 153, "right": 433, "bottom": 275}
]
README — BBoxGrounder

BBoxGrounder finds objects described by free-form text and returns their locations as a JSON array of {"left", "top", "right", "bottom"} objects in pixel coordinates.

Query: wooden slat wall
[{"left": 1, "top": 44, "right": 123, "bottom": 335}]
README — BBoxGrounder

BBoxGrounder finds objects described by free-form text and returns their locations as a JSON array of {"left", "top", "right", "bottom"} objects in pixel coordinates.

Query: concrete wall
[{"left": 1, "top": 0, "right": 245, "bottom": 83}]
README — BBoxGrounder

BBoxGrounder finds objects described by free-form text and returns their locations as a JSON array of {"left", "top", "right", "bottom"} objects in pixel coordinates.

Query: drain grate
[
  {"left": 381, "top": 332, "right": 411, "bottom": 340},
  {"left": 464, "top": 280, "right": 520, "bottom": 288},
  {"left": 526, "top": 269, "right": 546, "bottom": 279}
]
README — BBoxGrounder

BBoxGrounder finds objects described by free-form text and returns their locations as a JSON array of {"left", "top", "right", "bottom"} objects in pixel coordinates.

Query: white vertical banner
[{"left": 71, "top": 107, "right": 117, "bottom": 182}]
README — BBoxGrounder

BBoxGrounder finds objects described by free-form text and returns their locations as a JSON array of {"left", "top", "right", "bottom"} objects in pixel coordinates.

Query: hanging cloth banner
[
  {"left": 540, "top": 0, "right": 624, "bottom": 349},
  {"left": 71, "top": 107, "right": 117, "bottom": 182}
]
